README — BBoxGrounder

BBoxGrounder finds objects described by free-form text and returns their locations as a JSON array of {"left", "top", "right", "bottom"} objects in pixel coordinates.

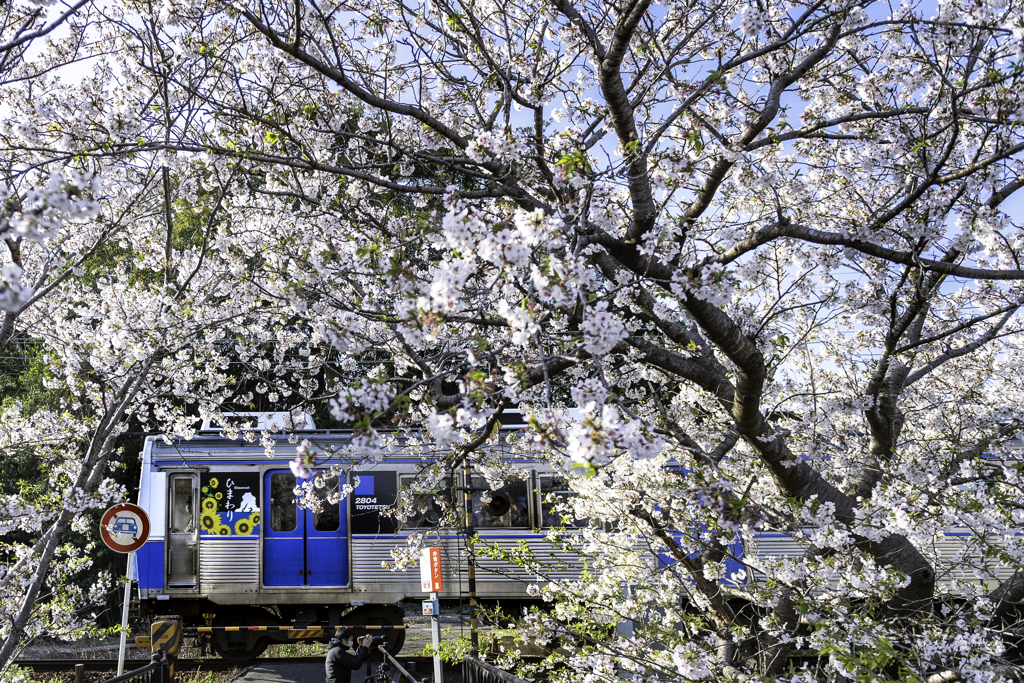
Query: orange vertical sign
[{"left": 419, "top": 547, "right": 443, "bottom": 592}]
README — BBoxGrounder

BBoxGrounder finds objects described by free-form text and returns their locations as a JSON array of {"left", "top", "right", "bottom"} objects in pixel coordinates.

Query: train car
[
  {"left": 134, "top": 412, "right": 585, "bottom": 660},
  {"left": 134, "top": 412, "right": 1022, "bottom": 660}
]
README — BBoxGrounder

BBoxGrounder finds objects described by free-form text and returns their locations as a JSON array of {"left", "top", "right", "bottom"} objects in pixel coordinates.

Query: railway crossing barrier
[
  {"left": 181, "top": 623, "right": 407, "bottom": 643},
  {"left": 150, "top": 619, "right": 181, "bottom": 676},
  {"left": 183, "top": 624, "right": 407, "bottom": 632}
]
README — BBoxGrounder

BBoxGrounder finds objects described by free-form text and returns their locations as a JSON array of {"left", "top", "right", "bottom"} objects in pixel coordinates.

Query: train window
[
  {"left": 313, "top": 475, "right": 340, "bottom": 532},
  {"left": 400, "top": 476, "right": 455, "bottom": 528},
  {"left": 170, "top": 478, "right": 194, "bottom": 533},
  {"left": 471, "top": 476, "right": 529, "bottom": 528},
  {"left": 539, "top": 475, "right": 585, "bottom": 528},
  {"left": 269, "top": 472, "right": 297, "bottom": 532}
]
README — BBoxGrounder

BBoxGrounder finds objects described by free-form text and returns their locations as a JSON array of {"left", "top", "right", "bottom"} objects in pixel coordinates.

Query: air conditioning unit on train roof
[
  {"left": 198, "top": 411, "right": 316, "bottom": 433},
  {"left": 497, "top": 410, "right": 527, "bottom": 428}
]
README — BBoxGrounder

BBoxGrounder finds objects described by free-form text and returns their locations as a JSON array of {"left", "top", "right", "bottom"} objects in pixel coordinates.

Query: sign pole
[
  {"left": 117, "top": 551, "right": 134, "bottom": 675},
  {"left": 99, "top": 503, "right": 150, "bottom": 676},
  {"left": 430, "top": 590, "right": 441, "bottom": 683},
  {"left": 420, "top": 548, "right": 444, "bottom": 683}
]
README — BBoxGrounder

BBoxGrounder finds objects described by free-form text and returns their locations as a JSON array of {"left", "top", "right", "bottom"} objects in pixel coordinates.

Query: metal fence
[
  {"left": 101, "top": 651, "right": 170, "bottom": 683},
  {"left": 463, "top": 657, "right": 528, "bottom": 683}
]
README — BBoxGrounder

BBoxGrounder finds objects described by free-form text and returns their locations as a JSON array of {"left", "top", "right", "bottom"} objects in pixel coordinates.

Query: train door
[
  {"left": 306, "top": 474, "right": 347, "bottom": 586},
  {"left": 167, "top": 473, "right": 198, "bottom": 587},
  {"left": 263, "top": 470, "right": 349, "bottom": 587},
  {"left": 264, "top": 471, "right": 303, "bottom": 586}
]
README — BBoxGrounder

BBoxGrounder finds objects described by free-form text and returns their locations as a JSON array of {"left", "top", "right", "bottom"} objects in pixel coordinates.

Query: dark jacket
[{"left": 326, "top": 638, "right": 369, "bottom": 683}]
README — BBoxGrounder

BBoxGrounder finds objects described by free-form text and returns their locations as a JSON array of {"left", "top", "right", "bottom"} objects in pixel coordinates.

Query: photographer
[{"left": 325, "top": 628, "right": 373, "bottom": 683}]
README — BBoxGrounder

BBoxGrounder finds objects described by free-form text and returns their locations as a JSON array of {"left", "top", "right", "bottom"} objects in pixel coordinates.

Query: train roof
[
  {"left": 143, "top": 410, "right": 533, "bottom": 465},
  {"left": 142, "top": 411, "right": 1023, "bottom": 465}
]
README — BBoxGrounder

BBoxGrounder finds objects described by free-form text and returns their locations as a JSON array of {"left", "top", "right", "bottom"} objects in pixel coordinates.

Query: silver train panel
[
  {"left": 744, "top": 530, "right": 1018, "bottom": 589},
  {"left": 350, "top": 535, "right": 585, "bottom": 598},
  {"left": 200, "top": 537, "right": 260, "bottom": 585},
  {"left": 926, "top": 531, "right": 1017, "bottom": 584}
]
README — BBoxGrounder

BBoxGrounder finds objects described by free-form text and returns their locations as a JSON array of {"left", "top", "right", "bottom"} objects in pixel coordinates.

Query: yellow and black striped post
[
  {"left": 151, "top": 618, "right": 181, "bottom": 676},
  {"left": 463, "top": 458, "right": 479, "bottom": 657}
]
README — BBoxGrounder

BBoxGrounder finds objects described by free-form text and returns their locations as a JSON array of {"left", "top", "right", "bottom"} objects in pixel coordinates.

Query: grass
[
  {"left": 261, "top": 641, "right": 329, "bottom": 658},
  {"left": 19, "top": 657, "right": 245, "bottom": 683},
  {"left": 174, "top": 668, "right": 243, "bottom": 683}
]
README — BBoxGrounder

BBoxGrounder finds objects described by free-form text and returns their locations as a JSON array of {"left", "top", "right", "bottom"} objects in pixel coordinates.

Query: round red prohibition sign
[{"left": 100, "top": 503, "right": 150, "bottom": 553}]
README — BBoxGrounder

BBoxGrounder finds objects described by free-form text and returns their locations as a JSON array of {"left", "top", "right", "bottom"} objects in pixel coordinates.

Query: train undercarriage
[{"left": 138, "top": 601, "right": 406, "bottom": 662}]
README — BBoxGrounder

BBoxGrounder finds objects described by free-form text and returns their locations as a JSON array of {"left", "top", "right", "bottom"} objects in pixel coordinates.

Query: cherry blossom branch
[
  {"left": 0, "top": 352, "right": 158, "bottom": 667},
  {"left": 630, "top": 507, "right": 737, "bottom": 628},
  {"left": 0, "top": 0, "right": 91, "bottom": 55},
  {"left": 905, "top": 308, "right": 1020, "bottom": 386},
  {"left": 713, "top": 221, "right": 1024, "bottom": 280},
  {"left": 894, "top": 303, "right": 1021, "bottom": 355},
  {"left": 227, "top": 3, "right": 469, "bottom": 148}
]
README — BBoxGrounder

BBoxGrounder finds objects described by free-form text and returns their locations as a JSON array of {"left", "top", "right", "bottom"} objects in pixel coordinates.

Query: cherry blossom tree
[
  {"left": 145, "top": 0, "right": 1024, "bottom": 676},
  {"left": 0, "top": 156, "right": 294, "bottom": 666},
  {"left": 0, "top": 1, "right": 309, "bottom": 661},
  {"left": 5, "top": 0, "right": 1024, "bottom": 677}
]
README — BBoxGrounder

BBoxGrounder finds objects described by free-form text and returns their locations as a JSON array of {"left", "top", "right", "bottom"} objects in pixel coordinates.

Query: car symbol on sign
[{"left": 111, "top": 516, "right": 138, "bottom": 536}]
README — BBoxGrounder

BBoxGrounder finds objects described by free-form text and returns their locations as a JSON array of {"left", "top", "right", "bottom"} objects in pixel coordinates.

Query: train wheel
[
  {"left": 210, "top": 608, "right": 276, "bottom": 662},
  {"left": 212, "top": 636, "right": 269, "bottom": 662},
  {"left": 342, "top": 604, "right": 406, "bottom": 655},
  {"left": 385, "top": 627, "right": 406, "bottom": 656}
]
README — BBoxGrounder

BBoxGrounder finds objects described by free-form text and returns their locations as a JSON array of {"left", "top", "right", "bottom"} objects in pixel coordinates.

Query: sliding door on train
[{"left": 263, "top": 470, "right": 349, "bottom": 587}]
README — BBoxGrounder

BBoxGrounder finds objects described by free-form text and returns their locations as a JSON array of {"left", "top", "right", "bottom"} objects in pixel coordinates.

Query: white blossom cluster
[
  {"left": 0, "top": 264, "right": 33, "bottom": 313},
  {"left": 466, "top": 130, "right": 529, "bottom": 164},
  {"left": 563, "top": 402, "right": 664, "bottom": 466},
  {"left": 0, "top": 171, "right": 101, "bottom": 244},
  {"left": 581, "top": 301, "right": 628, "bottom": 356}
]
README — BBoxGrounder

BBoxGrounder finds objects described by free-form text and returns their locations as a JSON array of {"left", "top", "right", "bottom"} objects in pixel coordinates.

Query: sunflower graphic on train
[{"left": 199, "top": 472, "right": 261, "bottom": 537}]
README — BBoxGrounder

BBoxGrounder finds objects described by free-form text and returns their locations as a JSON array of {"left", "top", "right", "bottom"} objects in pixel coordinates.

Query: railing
[
  {"left": 463, "top": 657, "right": 529, "bottom": 683},
  {"left": 101, "top": 651, "right": 170, "bottom": 683},
  {"left": 376, "top": 644, "right": 422, "bottom": 683}
]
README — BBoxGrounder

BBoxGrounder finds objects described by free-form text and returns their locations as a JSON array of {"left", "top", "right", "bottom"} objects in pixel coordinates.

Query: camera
[{"left": 370, "top": 635, "right": 386, "bottom": 646}]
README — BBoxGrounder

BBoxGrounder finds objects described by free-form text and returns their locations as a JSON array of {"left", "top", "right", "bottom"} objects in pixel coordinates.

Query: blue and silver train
[
  {"left": 134, "top": 412, "right": 584, "bottom": 660},
  {"left": 134, "top": 412, "right": 1018, "bottom": 660}
]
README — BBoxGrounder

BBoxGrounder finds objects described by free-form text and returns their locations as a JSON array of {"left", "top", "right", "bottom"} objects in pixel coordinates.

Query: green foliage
[
  {"left": 268, "top": 640, "right": 328, "bottom": 658},
  {"left": 0, "top": 342, "right": 66, "bottom": 416},
  {"left": 0, "top": 343, "right": 70, "bottom": 500},
  {"left": 419, "top": 629, "right": 472, "bottom": 664},
  {"left": 819, "top": 636, "right": 922, "bottom": 683},
  {"left": 0, "top": 664, "right": 30, "bottom": 683},
  {"left": 554, "top": 148, "right": 591, "bottom": 176},
  {"left": 172, "top": 197, "right": 213, "bottom": 251}
]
